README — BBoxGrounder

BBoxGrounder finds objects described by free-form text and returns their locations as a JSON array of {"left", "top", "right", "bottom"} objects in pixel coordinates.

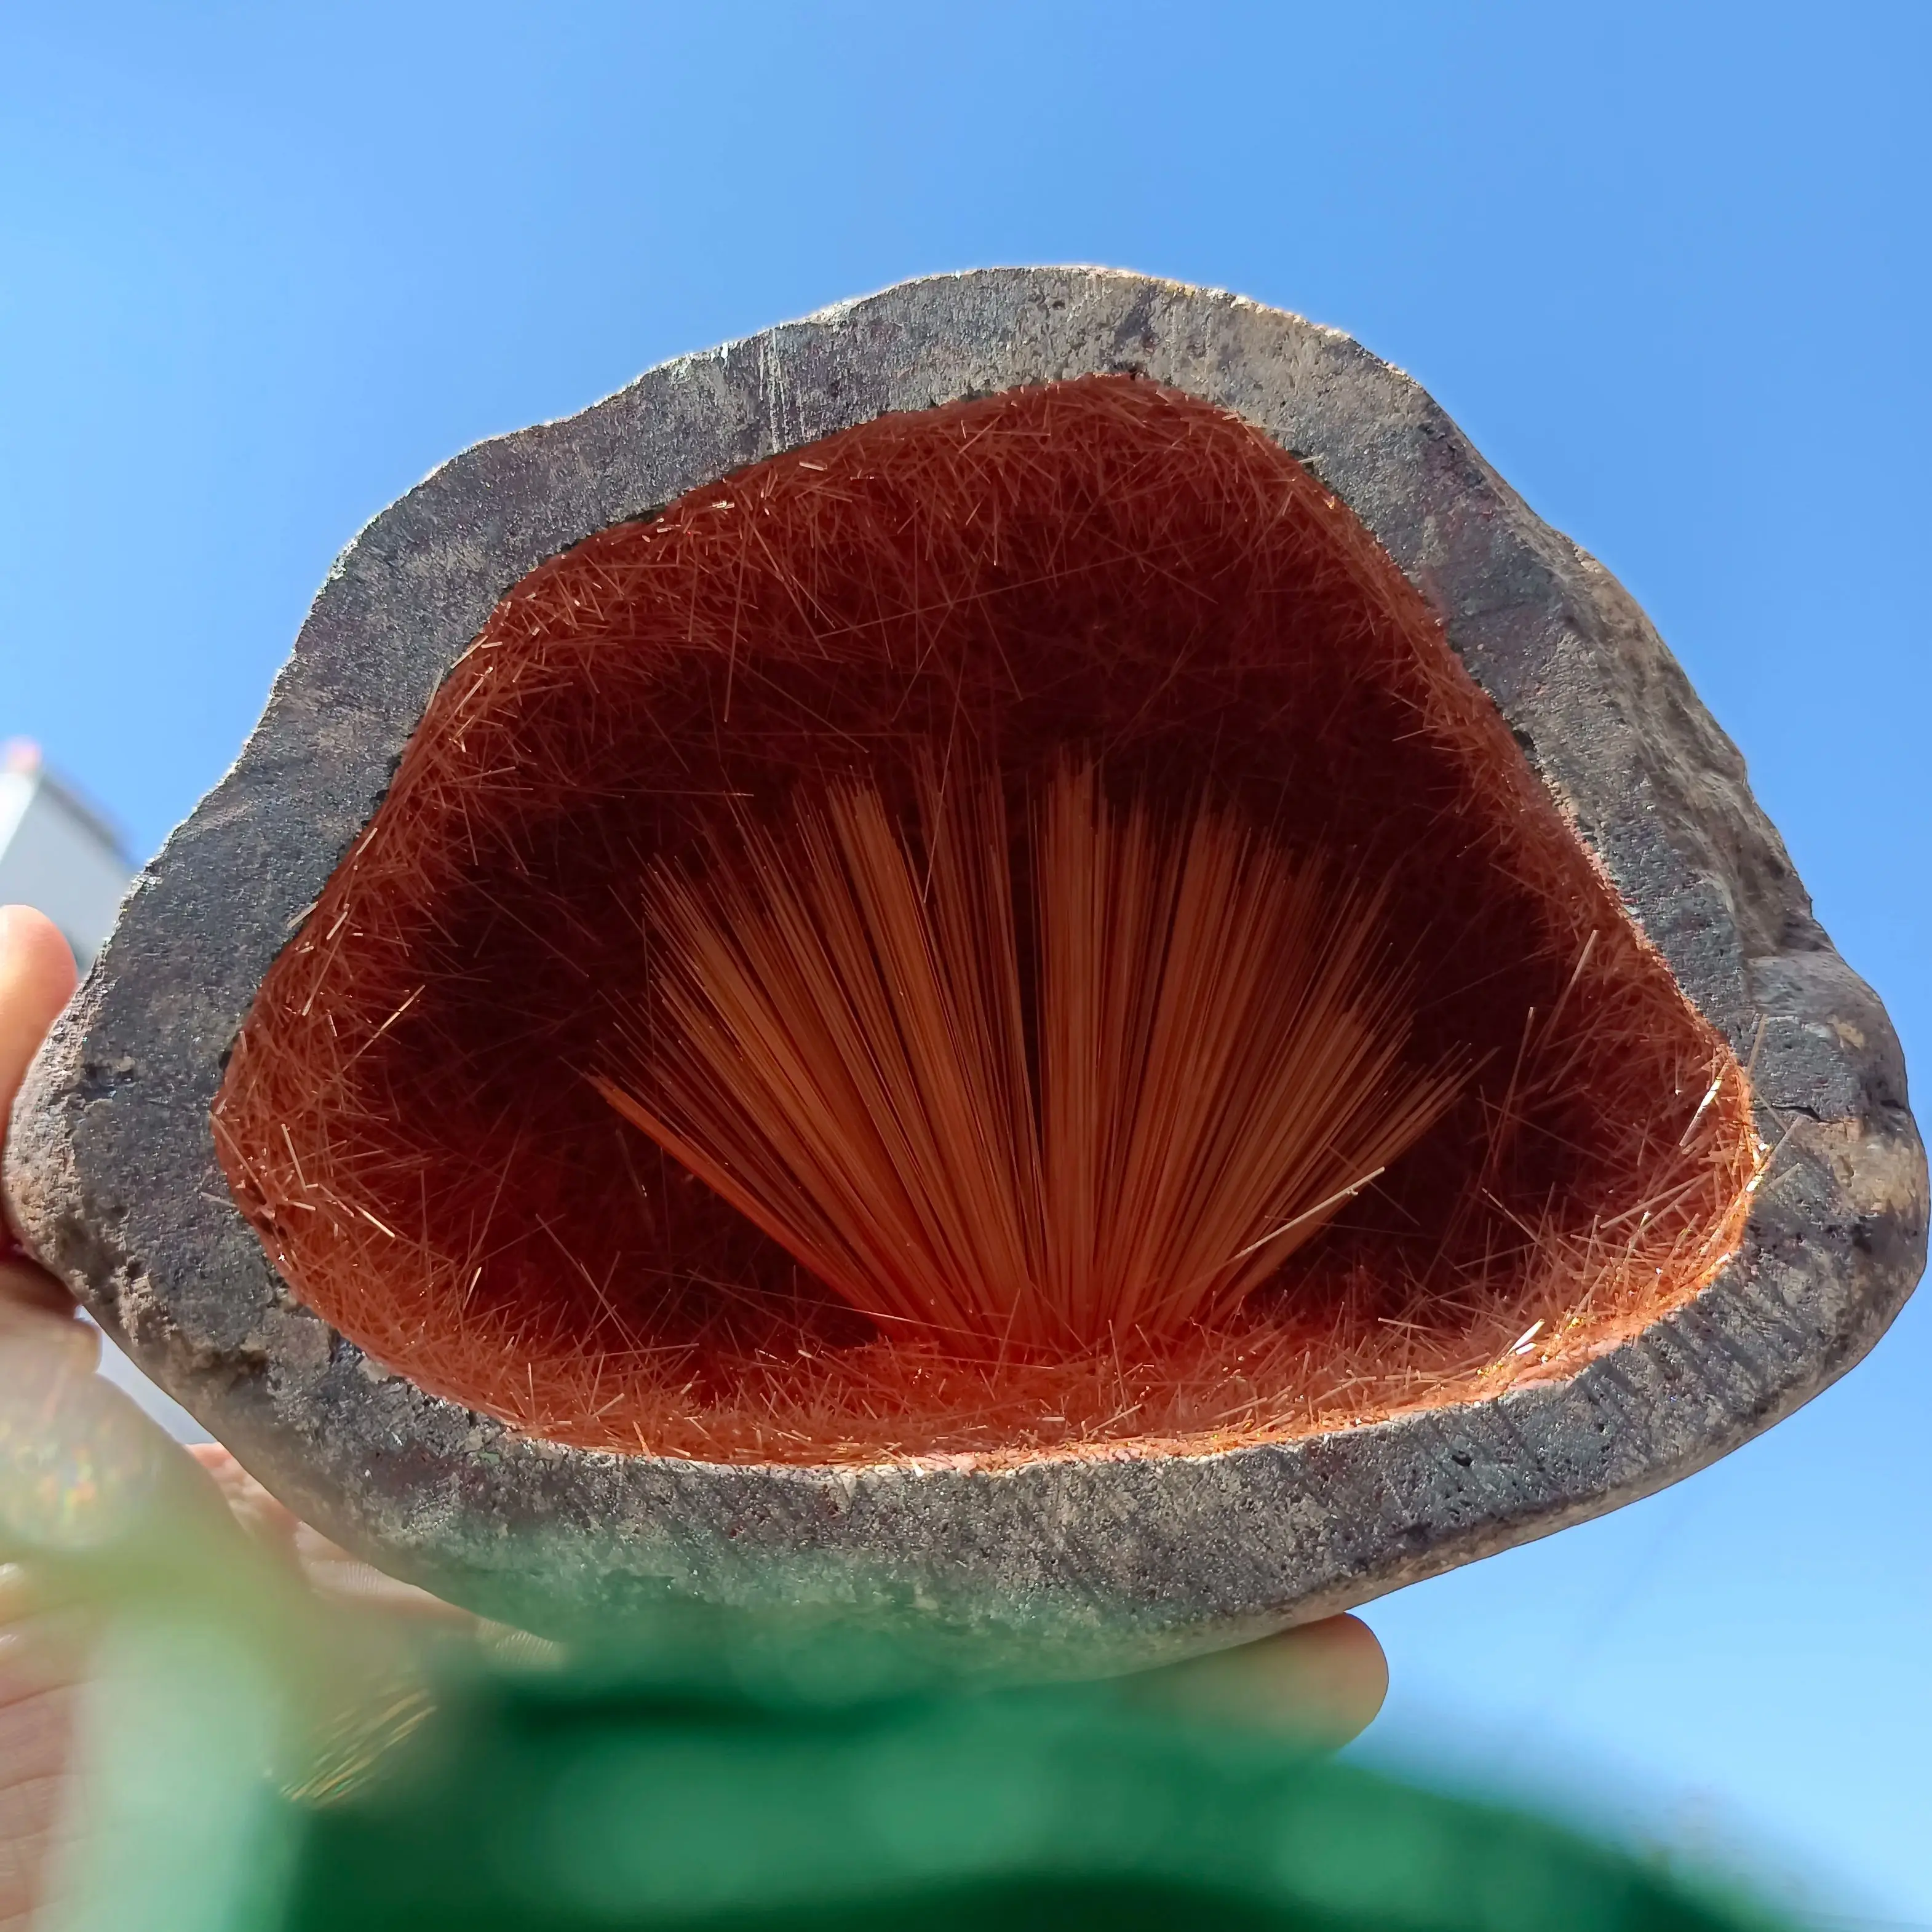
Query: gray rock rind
[{"left": 7, "top": 269, "right": 1924, "bottom": 1669}]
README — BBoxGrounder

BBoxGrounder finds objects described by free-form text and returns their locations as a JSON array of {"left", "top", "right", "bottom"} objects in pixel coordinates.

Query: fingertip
[
  {"left": 1299, "top": 1613, "right": 1389, "bottom": 1736},
  {"left": 1142, "top": 1612, "right": 1390, "bottom": 1749},
  {"left": 1230, "top": 1613, "right": 1388, "bottom": 1746},
  {"left": 0, "top": 907, "right": 78, "bottom": 1106},
  {"left": 0, "top": 905, "right": 78, "bottom": 1002}
]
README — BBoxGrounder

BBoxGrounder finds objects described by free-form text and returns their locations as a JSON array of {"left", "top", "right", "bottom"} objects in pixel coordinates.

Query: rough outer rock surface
[{"left": 7, "top": 269, "right": 1925, "bottom": 1668}]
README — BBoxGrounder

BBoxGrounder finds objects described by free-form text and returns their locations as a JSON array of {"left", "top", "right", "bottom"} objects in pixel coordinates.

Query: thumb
[
  {"left": 2, "top": 905, "right": 79, "bottom": 1298},
  {"left": 0, "top": 905, "right": 77, "bottom": 1129}
]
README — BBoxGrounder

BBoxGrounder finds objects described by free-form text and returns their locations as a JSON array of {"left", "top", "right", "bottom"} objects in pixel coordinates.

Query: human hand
[
  {"left": 0, "top": 902, "right": 1385, "bottom": 1924},
  {"left": 0, "top": 906, "right": 466, "bottom": 1922}
]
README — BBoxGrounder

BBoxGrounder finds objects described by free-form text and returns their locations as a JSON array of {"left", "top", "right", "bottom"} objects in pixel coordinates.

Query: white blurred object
[{"left": 0, "top": 737, "right": 133, "bottom": 966}]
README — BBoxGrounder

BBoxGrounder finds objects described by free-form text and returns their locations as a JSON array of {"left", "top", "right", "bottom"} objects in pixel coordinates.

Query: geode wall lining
[
  {"left": 7, "top": 268, "right": 1923, "bottom": 1663},
  {"left": 206, "top": 373, "right": 1757, "bottom": 1465}
]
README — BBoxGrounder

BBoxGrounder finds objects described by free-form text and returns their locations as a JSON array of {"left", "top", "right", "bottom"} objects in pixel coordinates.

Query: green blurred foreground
[
  {"left": 6, "top": 1327, "right": 1792, "bottom": 1932},
  {"left": 51, "top": 1605, "right": 1799, "bottom": 1932},
  {"left": 282, "top": 1647, "right": 1795, "bottom": 1932}
]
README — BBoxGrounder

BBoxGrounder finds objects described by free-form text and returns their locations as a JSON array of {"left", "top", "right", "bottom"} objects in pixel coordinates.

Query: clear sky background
[{"left": 2, "top": 3, "right": 1925, "bottom": 1920}]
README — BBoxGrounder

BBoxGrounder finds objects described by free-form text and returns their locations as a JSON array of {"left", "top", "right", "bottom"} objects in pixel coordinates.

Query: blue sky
[{"left": 3, "top": 2, "right": 1926, "bottom": 1918}]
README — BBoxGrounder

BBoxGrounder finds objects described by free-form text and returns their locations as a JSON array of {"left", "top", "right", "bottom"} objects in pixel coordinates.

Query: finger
[
  {"left": 0, "top": 906, "right": 76, "bottom": 1131},
  {"left": 1, "top": 907, "right": 80, "bottom": 1323},
  {"left": 0, "top": 1320, "right": 238, "bottom": 1568},
  {"left": 0, "top": 1629, "right": 81, "bottom": 1928},
  {"left": 0, "top": 1260, "right": 93, "bottom": 1364},
  {"left": 1134, "top": 1613, "right": 1389, "bottom": 1749}
]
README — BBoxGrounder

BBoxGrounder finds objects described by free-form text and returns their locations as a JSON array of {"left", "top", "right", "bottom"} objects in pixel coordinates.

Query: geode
[{"left": 7, "top": 269, "right": 1923, "bottom": 1668}]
